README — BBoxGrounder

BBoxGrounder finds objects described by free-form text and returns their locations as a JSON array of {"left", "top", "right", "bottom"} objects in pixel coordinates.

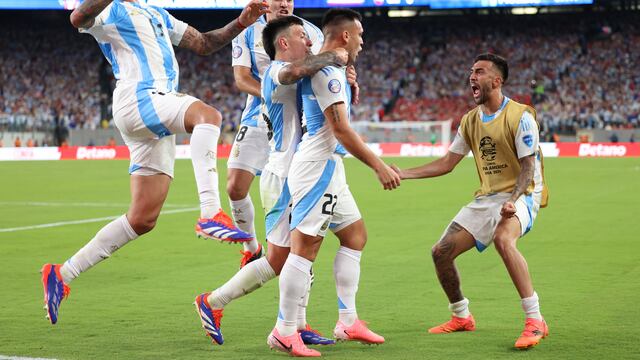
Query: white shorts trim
[
  {"left": 452, "top": 192, "right": 541, "bottom": 252},
  {"left": 227, "top": 125, "right": 269, "bottom": 175},
  {"left": 260, "top": 170, "right": 292, "bottom": 247},
  {"left": 113, "top": 89, "right": 199, "bottom": 177},
  {"left": 289, "top": 156, "right": 361, "bottom": 237}
]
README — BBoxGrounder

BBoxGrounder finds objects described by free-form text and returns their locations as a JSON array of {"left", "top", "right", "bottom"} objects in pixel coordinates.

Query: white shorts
[
  {"left": 288, "top": 155, "right": 361, "bottom": 237},
  {"left": 227, "top": 125, "right": 269, "bottom": 175},
  {"left": 260, "top": 170, "right": 292, "bottom": 247},
  {"left": 112, "top": 88, "right": 199, "bottom": 178},
  {"left": 451, "top": 192, "right": 541, "bottom": 252}
]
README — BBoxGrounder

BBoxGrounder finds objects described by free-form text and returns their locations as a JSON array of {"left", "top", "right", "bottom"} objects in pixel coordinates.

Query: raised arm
[
  {"left": 391, "top": 151, "right": 465, "bottom": 180},
  {"left": 69, "top": 0, "right": 112, "bottom": 29},
  {"left": 233, "top": 66, "right": 262, "bottom": 97},
  {"left": 278, "top": 48, "right": 348, "bottom": 85},
  {"left": 325, "top": 102, "right": 400, "bottom": 190},
  {"left": 178, "top": 0, "right": 269, "bottom": 56}
]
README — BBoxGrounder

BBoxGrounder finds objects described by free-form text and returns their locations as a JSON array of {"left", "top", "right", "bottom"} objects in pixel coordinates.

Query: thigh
[
  {"left": 227, "top": 126, "right": 270, "bottom": 174},
  {"left": 513, "top": 193, "right": 541, "bottom": 236},
  {"left": 334, "top": 219, "right": 367, "bottom": 251},
  {"left": 128, "top": 173, "right": 172, "bottom": 221},
  {"left": 434, "top": 221, "right": 477, "bottom": 259}
]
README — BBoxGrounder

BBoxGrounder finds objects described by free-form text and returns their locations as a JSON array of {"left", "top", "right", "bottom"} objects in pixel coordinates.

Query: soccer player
[
  {"left": 40, "top": 0, "right": 269, "bottom": 325},
  {"left": 226, "top": 0, "right": 326, "bottom": 266},
  {"left": 391, "top": 53, "right": 550, "bottom": 349},
  {"left": 266, "top": 9, "right": 400, "bottom": 357},
  {"left": 194, "top": 16, "right": 348, "bottom": 347}
]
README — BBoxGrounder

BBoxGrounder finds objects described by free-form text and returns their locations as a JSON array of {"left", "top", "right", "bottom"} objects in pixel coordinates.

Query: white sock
[
  {"left": 449, "top": 298, "right": 471, "bottom": 318},
  {"left": 521, "top": 291, "right": 542, "bottom": 320},
  {"left": 230, "top": 196, "right": 259, "bottom": 253},
  {"left": 60, "top": 215, "right": 138, "bottom": 284},
  {"left": 297, "top": 266, "right": 314, "bottom": 330},
  {"left": 191, "top": 123, "right": 221, "bottom": 218},
  {"left": 276, "top": 254, "right": 312, "bottom": 337},
  {"left": 208, "top": 257, "right": 276, "bottom": 309},
  {"left": 334, "top": 246, "right": 361, "bottom": 327}
]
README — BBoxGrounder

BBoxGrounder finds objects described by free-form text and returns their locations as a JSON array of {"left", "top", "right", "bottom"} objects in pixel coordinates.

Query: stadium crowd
[{"left": 1, "top": 10, "right": 638, "bottom": 144}]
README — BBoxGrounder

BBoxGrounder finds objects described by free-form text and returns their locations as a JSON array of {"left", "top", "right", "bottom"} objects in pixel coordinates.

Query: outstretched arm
[
  {"left": 391, "top": 151, "right": 465, "bottom": 180},
  {"left": 69, "top": 0, "right": 112, "bottom": 29},
  {"left": 325, "top": 102, "right": 400, "bottom": 190},
  {"left": 179, "top": 0, "right": 269, "bottom": 55},
  {"left": 278, "top": 48, "right": 348, "bottom": 85},
  {"left": 234, "top": 66, "right": 261, "bottom": 97},
  {"left": 500, "top": 154, "right": 535, "bottom": 217}
]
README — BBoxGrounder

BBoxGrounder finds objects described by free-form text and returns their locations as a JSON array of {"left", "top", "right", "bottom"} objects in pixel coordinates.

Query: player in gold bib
[{"left": 392, "top": 53, "right": 549, "bottom": 349}]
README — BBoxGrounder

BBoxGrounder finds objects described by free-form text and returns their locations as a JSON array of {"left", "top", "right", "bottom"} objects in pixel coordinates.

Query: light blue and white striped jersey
[
  {"left": 297, "top": 66, "right": 351, "bottom": 162},
  {"left": 261, "top": 61, "right": 303, "bottom": 178},
  {"left": 231, "top": 15, "right": 323, "bottom": 127},
  {"left": 81, "top": 0, "right": 188, "bottom": 94}
]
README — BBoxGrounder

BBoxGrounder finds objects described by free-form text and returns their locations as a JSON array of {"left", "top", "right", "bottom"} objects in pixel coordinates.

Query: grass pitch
[{"left": 0, "top": 157, "right": 638, "bottom": 359}]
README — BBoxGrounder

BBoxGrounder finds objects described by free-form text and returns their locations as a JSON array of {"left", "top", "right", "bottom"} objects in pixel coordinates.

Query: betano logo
[
  {"left": 578, "top": 144, "right": 627, "bottom": 157},
  {"left": 76, "top": 147, "right": 117, "bottom": 160}
]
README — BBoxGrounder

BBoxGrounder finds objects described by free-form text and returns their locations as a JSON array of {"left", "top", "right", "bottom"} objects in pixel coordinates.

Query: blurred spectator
[
  {"left": 107, "top": 137, "right": 116, "bottom": 146},
  {"left": 609, "top": 132, "right": 619, "bottom": 143},
  {"left": 14, "top": 137, "right": 21, "bottom": 147}
]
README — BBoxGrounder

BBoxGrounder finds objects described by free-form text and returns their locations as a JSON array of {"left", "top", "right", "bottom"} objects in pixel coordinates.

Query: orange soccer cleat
[
  {"left": 515, "top": 318, "right": 549, "bottom": 349},
  {"left": 428, "top": 314, "right": 476, "bottom": 334}
]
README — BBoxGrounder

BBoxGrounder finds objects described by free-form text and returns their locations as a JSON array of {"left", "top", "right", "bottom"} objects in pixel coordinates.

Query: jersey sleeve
[
  {"left": 515, "top": 111, "right": 539, "bottom": 158},
  {"left": 152, "top": 7, "right": 188, "bottom": 46},
  {"left": 231, "top": 30, "right": 252, "bottom": 67},
  {"left": 311, "top": 67, "right": 348, "bottom": 113},
  {"left": 449, "top": 127, "right": 471, "bottom": 155},
  {"left": 270, "top": 61, "right": 289, "bottom": 87},
  {"left": 79, "top": 4, "right": 113, "bottom": 42}
]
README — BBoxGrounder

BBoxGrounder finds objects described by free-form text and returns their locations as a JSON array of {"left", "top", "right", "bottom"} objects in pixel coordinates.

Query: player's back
[
  {"left": 80, "top": 1, "right": 186, "bottom": 94},
  {"left": 261, "top": 61, "right": 303, "bottom": 178},
  {"left": 295, "top": 66, "right": 351, "bottom": 162}
]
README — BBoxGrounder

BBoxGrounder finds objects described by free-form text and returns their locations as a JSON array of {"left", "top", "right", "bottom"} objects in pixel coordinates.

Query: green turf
[{"left": 0, "top": 157, "right": 638, "bottom": 359}]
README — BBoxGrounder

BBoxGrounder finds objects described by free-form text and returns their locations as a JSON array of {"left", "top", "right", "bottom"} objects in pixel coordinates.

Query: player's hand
[
  {"left": 390, "top": 164, "right": 405, "bottom": 179},
  {"left": 375, "top": 163, "right": 401, "bottom": 190},
  {"left": 500, "top": 201, "right": 517, "bottom": 218},
  {"left": 332, "top": 48, "right": 349, "bottom": 67},
  {"left": 346, "top": 66, "right": 360, "bottom": 105},
  {"left": 238, "top": 0, "right": 270, "bottom": 28}
]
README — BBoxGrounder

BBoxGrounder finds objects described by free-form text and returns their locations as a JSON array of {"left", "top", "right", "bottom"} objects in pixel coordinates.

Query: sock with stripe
[
  {"left": 276, "top": 254, "right": 312, "bottom": 337},
  {"left": 521, "top": 291, "right": 543, "bottom": 320},
  {"left": 334, "top": 246, "right": 361, "bottom": 327}
]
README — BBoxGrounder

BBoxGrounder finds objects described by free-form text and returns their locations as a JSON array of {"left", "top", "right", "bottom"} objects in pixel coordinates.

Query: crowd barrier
[{"left": 1, "top": 143, "right": 638, "bottom": 161}]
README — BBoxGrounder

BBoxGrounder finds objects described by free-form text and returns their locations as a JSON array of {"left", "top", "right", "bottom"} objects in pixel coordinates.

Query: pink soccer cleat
[
  {"left": 333, "top": 319, "right": 385, "bottom": 344},
  {"left": 267, "top": 328, "right": 321, "bottom": 357}
]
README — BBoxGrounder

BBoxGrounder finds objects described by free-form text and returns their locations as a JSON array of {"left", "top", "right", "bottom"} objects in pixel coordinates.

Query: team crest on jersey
[
  {"left": 523, "top": 134, "right": 533, "bottom": 148},
  {"left": 479, "top": 136, "right": 497, "bottom": 161},
  {"left": 232, "top": 46, "right": 243, "bottom": 59},
  {"left": 320, "top": 219, "right": 330, "bottom": 232},
  {"left": 328, "top": 79, "right": 341, "bottom": 94}
]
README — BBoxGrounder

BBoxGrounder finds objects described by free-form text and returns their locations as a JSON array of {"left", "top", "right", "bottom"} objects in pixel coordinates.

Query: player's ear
[
  {"left": 342, "top": 30, "right": 350, "bottom": 45},
  {"left": 278, "top": 36, "right": 288, "bottom": 51}
]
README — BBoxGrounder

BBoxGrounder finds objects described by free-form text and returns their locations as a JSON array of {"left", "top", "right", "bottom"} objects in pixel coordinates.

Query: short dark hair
[
  {"left": 262, "top": 16, "right": 304, "bottom": 60},
  {"left": 475, "top": 53, "right": 509, "bottom": 83},
  {"left": 321, "top": 8, "right": 362, "bottom": 31}
]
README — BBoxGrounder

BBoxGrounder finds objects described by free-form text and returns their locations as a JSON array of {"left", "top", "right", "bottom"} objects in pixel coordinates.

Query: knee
[
  {"left": 493, "top": 232, "right": 515, "bottom": 256},
  {"left": 191, "top": 105, "right": 222, "bottom": 128},
  {"left": 127, "top": 214, "right": 157, "bottom": 235},
  {"left": 431, "top": 242, "right": 451, "bottom": 264},
  {"left": 226, "top": 179, "right": 248, "bottom": 200}
]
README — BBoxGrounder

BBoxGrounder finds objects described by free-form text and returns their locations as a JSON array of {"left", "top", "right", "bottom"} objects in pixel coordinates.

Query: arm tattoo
[
  {"left": 72, "top": 0, "right": 112, "bottom": 28},
  {"left": 510, "top": 155, "right": 535, "bottom": 202},
  {"left": 280, "top": 52, "right": 342, "bottom": 85},
  {"left": 179, "top": 20, "right": 243, "bottom": 55},
  {"left": 330, "top": 103, "right": 341, "bottom": 124}
]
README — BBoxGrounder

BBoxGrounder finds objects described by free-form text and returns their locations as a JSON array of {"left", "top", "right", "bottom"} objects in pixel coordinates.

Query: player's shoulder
[{"left": 312, "top": 66, "right": 343, "bottom": 80}]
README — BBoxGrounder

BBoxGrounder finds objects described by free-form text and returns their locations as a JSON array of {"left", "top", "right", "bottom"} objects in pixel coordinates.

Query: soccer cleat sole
[{"left": 195, "top": 231, "right": 252, "bottom": 244}]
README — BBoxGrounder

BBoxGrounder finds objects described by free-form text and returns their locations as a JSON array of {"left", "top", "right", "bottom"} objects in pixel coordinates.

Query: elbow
[{"left": 69, "top": 11, "right": 84, "bottom": 29}]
